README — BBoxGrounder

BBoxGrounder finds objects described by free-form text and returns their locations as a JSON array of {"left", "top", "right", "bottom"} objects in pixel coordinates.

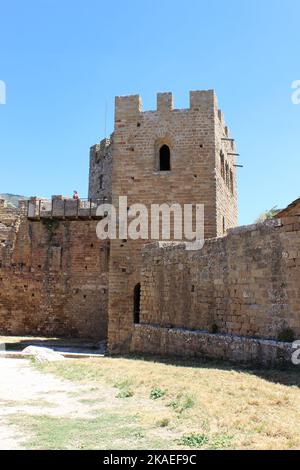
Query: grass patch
[
  {"left": 30, "top": 355, "right": 300, "bottom": 449},
  {"left": 180, "top": 432, "right": 234, "bottom": 449},
  {"left": 0, "top": 399, "right": 56, "bottom": 408},
  {"left": 169, "top": 393, "right": 195, "bottom": 414},
  {"left": 209, "top": 433, "right": 234, "bottom": 450},
  {"left": 78, "top": 398, "right": 100, "bottom": 405},
  {"left": 116, "top": 389, "right": 134, "bottom": 399},
  {"left": 7, "top": 413, "right": 156, "bottom": 450}
]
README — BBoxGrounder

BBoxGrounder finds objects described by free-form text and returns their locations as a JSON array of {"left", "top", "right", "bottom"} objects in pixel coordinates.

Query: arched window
[
  {"left": 159, "top": 145, "right": 171, "bottom": 171},
  {"left": 133, "top": 283, "right": 141, "bottom": 324}
]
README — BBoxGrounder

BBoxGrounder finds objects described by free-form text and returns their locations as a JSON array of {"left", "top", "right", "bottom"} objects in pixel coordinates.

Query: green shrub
[
  {"left": 180, "top": 433, "right": 209, "bottom": 448},
  {"left": 150, "top": 387, "right": 166, "bottom": 400}
]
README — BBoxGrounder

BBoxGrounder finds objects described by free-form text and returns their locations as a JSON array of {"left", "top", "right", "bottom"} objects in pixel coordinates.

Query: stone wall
[
  {"left": 137, "top": 216, "right": 300, "bottom": 350},
  {"left": 108, "top": 91, "right": 238, "bottom": 353},
  {"left": 88, "top": 138, "right": 112, "bottom": 202},
  {"left": 131, "top": 325, "right": 293, "bottom": 366},
  {"left": 0, "top": 207, "right": 109, "bottom": 340}
]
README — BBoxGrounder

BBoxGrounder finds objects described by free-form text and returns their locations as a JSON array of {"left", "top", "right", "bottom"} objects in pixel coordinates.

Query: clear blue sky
[{"left": 0, "top": 0, "right": 299, "bottom": 225}]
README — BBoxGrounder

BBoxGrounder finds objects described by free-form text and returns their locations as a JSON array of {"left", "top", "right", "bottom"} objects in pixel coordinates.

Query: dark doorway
[
  {"left": 133, "top": 283, "right": 141, "bottom": 324},
  {"left": 159, "top": 145, "right": 171, "bottom": 171}
]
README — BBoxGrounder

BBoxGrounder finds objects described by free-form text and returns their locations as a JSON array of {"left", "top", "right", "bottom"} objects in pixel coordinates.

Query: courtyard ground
[{"left": 0, "top": 354, "right": 300, "bottom": 450}]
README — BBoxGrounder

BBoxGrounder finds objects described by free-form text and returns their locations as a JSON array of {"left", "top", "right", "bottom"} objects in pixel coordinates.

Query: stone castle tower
[
  {"left": 2, "top": 89, "right": 300, "bottom": 365},
  {"left": 89, "top": 90, "right": 238, "bottom": 352}
]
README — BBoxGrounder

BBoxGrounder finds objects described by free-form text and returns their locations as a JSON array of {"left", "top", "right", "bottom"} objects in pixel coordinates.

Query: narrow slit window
[
  {"left": 230, "top": 169, "right": 234, "bottom": 194},
  {"left": 225, "top": 162, "right": 229, "bottom": 187},
  {"left": 133, "top": 283, "right": 141, "bottom": 324},
  {"left": 220, "top": 152, "right": 225, "bottom": 179}
]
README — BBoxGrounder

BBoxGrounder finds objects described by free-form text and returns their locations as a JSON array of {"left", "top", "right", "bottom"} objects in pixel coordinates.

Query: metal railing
[{"left": 27, "top": 197, "right": 108, "bottom": 219}]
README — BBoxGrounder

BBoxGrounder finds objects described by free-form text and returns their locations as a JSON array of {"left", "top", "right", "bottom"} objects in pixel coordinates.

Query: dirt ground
[
  {"left": 0, "top": 357, "right": 177, "bottom": 450},
  {"left": 0, "top": 358, "right": 113, "bottom": 449}
]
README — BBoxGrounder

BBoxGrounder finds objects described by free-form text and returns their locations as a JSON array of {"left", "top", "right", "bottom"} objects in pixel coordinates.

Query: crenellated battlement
[
  {"left": 114, "top": 90, "right": 220, "bottom": 120},
  {"left": 157, "top": 92, "right": 173, "bottom": 112},
  {"left": 115, "top": 95, "right": 142, "bottom": 121},
  {"left": 189, "top": 89, "right": 217, "bottom": 110},
  {"left": 27, "top": 195, "right": 105, "bottom": 220},
  {"left": 113, "top": 90, "right": 231, "bottom": 143}
]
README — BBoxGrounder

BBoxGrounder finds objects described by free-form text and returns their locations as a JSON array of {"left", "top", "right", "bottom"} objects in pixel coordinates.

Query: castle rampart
[
  {"left": 130, "top": 214, "right": 300, "bottom": 364},
  {"left": 0, "top": 202, "right": 108, "bottom": 340}
]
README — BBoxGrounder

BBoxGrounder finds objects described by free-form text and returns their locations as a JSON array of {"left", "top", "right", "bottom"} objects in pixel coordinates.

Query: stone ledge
[{"left": 130, "top": 324, "right": 294, "bottom": 366}]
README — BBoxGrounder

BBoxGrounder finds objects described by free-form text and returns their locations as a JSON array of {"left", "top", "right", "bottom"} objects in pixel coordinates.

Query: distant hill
[{"left": 0, "top": 193, "right": 28, "bottom": 208}]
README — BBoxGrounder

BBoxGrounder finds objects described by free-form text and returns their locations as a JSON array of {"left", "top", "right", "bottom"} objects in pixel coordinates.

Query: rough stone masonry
[
  {"left": 0, "top": 90, "right": 299, "bottom": 365},
  {"left": 0, "top": 198, "right": 108, "bottom": 339}
]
